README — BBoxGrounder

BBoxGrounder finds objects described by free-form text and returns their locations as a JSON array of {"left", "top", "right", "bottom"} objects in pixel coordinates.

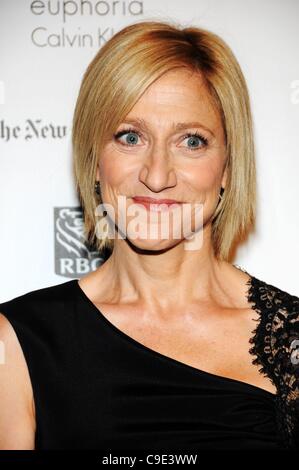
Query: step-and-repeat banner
[{"left": 1, "top": 0, "right": 298, "bottom": 300}]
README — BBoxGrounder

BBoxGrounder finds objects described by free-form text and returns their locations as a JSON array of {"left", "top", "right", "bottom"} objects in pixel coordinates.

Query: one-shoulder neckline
[{"left": 71, "top": 270, "right": 277, "bottom": 400}]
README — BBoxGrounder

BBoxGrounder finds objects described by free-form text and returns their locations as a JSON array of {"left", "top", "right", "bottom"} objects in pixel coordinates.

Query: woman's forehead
[
  {"left": 124, "top": 71, "right": 222, "bottom": 133},
  {"left": 139, "top": 68, "right": 209, "bottom": 99}
]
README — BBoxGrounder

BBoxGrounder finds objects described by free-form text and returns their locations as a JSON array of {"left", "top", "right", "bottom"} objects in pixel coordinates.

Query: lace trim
[{"left": 233, "top": 264, "right": 299, "bottom": 449}]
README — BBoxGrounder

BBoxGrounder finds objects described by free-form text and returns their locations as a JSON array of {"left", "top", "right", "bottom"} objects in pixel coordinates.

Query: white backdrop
[{"left": 0, "top": 0, "right": 298, "bottom": 301}]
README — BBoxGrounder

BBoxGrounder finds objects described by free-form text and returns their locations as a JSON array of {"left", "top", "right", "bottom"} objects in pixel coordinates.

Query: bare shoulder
[{"left": 0, "top": 312, "right": 36, "bottom": 449}]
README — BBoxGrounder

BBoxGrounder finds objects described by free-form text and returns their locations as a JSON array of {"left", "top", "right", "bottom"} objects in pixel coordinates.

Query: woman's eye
[
  {"left": 113, "top": 129, "right": 209, "bottom": 152},
  {"left": 182, "top": 133, "right": 209, "bottom": 151},
  {"left": 113, "top": 129, "right": 141, "bottom": 146}
]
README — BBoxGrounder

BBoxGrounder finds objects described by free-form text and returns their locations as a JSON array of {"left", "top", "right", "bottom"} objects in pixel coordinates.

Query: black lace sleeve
[{"left": 244, "top": 273, "right": 299, "bottom": 449}]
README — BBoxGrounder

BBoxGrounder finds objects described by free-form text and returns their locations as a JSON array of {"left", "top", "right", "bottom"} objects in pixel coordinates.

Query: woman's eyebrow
[
  {"left": 174, "top": 121, "right": 215, "bottom": 136},
  {"left": 121, "top": 118, "right": 215, "bottom": 137}
]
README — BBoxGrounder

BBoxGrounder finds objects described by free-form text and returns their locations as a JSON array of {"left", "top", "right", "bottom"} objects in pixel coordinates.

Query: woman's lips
[{"left": 132, "top": 196, "right": 182, "bottom": 212}]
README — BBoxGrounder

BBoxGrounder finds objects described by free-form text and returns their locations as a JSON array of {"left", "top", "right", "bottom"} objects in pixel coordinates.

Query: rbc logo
[{"left": 54, "top": 207, "right": 106, "bottom": 278}]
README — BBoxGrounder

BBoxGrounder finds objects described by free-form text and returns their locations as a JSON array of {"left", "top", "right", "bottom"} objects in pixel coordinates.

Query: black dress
[{"left": 0, "top": 273, "right": 298, "bottom": 450}]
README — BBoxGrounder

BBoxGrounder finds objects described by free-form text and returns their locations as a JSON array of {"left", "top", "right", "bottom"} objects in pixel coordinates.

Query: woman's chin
[{"left": 125, "top": 235, "right": 183, "bottom": 253}]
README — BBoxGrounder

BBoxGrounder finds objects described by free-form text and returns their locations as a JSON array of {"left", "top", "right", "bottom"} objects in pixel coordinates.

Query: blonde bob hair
[{"left": 72, "top": 19, "right": 256, "bottom": 261}]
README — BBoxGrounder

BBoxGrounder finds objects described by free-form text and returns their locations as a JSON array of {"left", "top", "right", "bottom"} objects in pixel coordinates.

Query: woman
[{"left": 0, "top": 20, "right": 298, "bottom": 450}]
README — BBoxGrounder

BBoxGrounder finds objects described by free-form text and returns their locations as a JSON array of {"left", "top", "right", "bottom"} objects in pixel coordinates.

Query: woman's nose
[{"left": 138, "top": 144, "right": 177, "bottom": 192}]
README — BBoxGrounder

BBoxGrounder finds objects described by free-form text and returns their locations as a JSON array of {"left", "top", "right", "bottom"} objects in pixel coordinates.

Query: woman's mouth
[{"left": 132, "top": 196, "right": 183, "bottom": 212}]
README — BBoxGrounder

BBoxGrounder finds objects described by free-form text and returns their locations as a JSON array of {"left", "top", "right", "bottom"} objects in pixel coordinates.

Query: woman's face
[{"left": 96, "top": 68, "right": 228, "bottom": 252}]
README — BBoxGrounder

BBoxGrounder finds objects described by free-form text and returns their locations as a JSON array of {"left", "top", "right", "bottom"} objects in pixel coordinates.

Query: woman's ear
[
  {"left": 221, "top": 158, "right": 229, "bottom": 189},
  {"left": 96, "top": 164, "right": 101, "bottom": 182}
]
